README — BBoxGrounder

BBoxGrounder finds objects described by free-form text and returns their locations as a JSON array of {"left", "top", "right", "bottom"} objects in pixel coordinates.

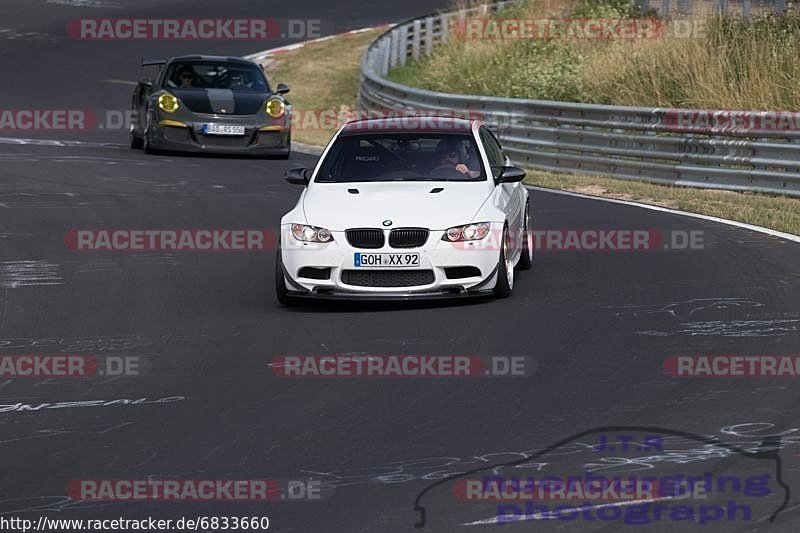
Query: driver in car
[
  {"left": 434, "top": 139, "right": 481, "bottom": 178},
  {"left": 228, "top": 73, "right": 247, "bottom": 89},
  {"left": 177, "top": 68, "right": 196, "bottom": 88}
]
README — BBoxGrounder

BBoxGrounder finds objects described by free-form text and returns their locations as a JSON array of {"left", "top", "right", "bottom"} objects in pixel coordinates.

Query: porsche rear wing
[{"left": 141, "top": 58, "right": 166, "bottom": 67}]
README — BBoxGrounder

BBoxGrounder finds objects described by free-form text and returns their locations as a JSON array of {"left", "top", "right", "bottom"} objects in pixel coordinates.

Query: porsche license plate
[
  {"left": 203, "top": 123, "right": 246, "bottom": 136},
  {"left": 354, "top": 252, "right": 420, "bottom": 268}
]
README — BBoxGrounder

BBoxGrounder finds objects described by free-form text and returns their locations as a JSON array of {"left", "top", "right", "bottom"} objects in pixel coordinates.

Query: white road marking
[
  {"left": 244, "top": 24, "right": 391, "bottom": 63},
  {"left": 526, "top": 185, "right": 800, "bottom": 243},
  {"left": 0, "top": 260, "right": 62, "bottom": 288},
  {"left": 46, "top": 0, "right": 122, "bottom": 8},
  {"left": 0, "top": 136, "right": 125, "bottom": 148}
]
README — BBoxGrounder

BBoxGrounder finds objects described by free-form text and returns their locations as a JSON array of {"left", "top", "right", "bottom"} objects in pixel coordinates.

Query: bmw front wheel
[
  {"left": 494, "top": 225, "right": 514, "bottom": 298},
  {"left": 517, "top": 201, "right": 533, "bottom": 271}
]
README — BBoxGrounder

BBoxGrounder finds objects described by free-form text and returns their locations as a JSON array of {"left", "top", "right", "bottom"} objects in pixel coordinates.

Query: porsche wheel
[
  {"left": 142, "top": 114, "right": 156, "bottom": 154},
  {"left": 129, "top": 125, "right": 143, "bottom": 150}
]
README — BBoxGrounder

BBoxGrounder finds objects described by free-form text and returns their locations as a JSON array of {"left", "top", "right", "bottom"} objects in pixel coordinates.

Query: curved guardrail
[{"left": 358, "top": 2, "right": 800, "bottom": 197}]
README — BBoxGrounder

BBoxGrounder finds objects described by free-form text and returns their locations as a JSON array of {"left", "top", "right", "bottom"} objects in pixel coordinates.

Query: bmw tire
[
  {"left": 517, "top": 201, "right": 533, "bottom": 271},
  {"left": 494, "top": 225, "right": 514, "bottom": 298}
]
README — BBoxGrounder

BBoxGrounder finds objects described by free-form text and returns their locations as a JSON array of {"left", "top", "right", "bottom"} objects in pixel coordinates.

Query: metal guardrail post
[
  {"left": 398, "top": 24, "right": 409, "bottom": 67},
  {"left": 424, "top": 16, "right": 434, "bottom": 55},
  {"left": 380, "top": 38, "right": 390, "bottom": 77},
  {"left": 412, "top": 19, "right": 422, "bottom": 61}
]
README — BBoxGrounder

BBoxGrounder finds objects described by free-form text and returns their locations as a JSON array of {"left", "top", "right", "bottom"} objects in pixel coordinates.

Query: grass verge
[
  {"left": 524, "top": 170, "right": 800, "bottom": 236},
  {"left": 263, "top": 28, "right": 384, "bottom": 147},
  {"left": 388, "top": 0, "right": 800, "bottom": 109},
  {"left": 254, "top": 24, "right": 799, "bottom": 236}
]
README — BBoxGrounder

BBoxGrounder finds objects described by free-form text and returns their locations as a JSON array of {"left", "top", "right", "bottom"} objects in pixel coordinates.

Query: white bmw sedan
[{"left": 275, "top": 117, "right": 533, "bottom": 303}]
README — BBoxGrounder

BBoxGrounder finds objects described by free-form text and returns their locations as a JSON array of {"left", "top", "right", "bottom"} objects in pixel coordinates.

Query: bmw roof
[{"left": 340, "top": 116, "right": 479, "bottom": 134}]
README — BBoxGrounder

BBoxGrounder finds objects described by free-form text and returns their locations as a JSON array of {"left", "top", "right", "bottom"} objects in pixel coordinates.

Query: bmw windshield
[{"left": 315, "top": 133, "right": 487, "bottom": 182}]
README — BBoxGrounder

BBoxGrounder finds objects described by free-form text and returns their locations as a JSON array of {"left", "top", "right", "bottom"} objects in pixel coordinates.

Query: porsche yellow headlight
[
  {"left": 158, "top": 93, "right": 179, "bottom": 113},
  {"left": 266, "top": 98, "right": 285, "bottom": 118}
]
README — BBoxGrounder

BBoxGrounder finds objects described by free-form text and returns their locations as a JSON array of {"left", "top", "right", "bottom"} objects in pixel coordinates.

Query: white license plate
[
  {"left": 203, "top": 123, "right": 246, "bottom": 136},
  {"left": 354, "top": 252, "right": 420, "bottom": 268}
]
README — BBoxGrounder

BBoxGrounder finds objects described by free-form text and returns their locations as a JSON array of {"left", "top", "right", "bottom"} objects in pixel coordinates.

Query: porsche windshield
[
  {"left": 162, "top": 61, "right": 270, "bottom": 92},
  {"left": 315, "top": 133, "right": 486, "bottom": 182}
]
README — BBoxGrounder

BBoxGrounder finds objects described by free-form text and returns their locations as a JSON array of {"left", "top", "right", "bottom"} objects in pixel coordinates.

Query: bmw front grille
[
  {"left": 389, "top": 228, "right": 429, "bottom": 248},
  {"left": 345, "top": 227, "right": 430, "bottom": 249},
  {"left": 345, "top": 228, "right": 384, "bottom": 249}
]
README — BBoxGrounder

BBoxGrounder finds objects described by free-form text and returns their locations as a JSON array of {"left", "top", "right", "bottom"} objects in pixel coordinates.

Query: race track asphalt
[{"left": 1, "top": 1, "right": 799, "bottom": 532}]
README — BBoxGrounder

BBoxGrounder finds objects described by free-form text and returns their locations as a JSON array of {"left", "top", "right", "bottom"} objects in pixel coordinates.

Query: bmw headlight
[
  {"left": 266, "top": 98, "right": 285, "bottom": 118},
  {"left": 291, "top": 224, "right": 333, "bottom": 243},
  {"left": 158, "top": 93, "right": 179, "bottom": 113},
  {"left": 442, "top": 222, "right": 491, "bottom": 242}
]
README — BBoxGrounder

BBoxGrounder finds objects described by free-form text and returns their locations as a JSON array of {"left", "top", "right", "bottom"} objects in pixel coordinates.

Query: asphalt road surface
[{"left": 1, "top": 1, "right": 799, "bottom": 532}]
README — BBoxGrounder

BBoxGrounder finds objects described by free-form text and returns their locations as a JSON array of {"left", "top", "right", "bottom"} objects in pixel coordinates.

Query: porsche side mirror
[
  {"left": 276, "top": 83, "right": 290, "bottom": 95},
  {"left": 138, "top": 78, "right": 153, "bottom": 89},
  {"left": 285, "top": 167, "right": 311, "bottom": 185},
  {"left": 493, "top": 165, "right": 526, "bottom": 184}
]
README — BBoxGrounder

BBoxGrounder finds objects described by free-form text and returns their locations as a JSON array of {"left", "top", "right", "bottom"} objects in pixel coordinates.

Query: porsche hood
[
  {"left": 170, "top": 88, "right": 267, "bottom": 115},
  {"left": 301, "top": 181, "right": 493, "bottom": 231}
]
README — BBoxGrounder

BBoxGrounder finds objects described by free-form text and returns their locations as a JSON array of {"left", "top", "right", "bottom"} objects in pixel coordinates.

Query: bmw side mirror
[
  {"left": 276, "top": 83, "right": 290, "bottom": 95},
  {"left": 285, "top": 167, "right": 311, "bottom": 185},
  {"left": 494, "top": 166, "right": 526, "bottom": 184}
]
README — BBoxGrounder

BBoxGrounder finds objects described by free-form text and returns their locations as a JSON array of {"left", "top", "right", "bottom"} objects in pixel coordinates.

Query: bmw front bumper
[{"left": 279, "top": 224, "right": 503, "bottom": 299}]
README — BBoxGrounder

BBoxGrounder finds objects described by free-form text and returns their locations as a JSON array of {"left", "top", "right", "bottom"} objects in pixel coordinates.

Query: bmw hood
[
  {"left": 302, "top": 181, "right": 492, "bottom": 231},
  {"left": 170, "top": 88, "right": 267, "bottom": 115}
]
